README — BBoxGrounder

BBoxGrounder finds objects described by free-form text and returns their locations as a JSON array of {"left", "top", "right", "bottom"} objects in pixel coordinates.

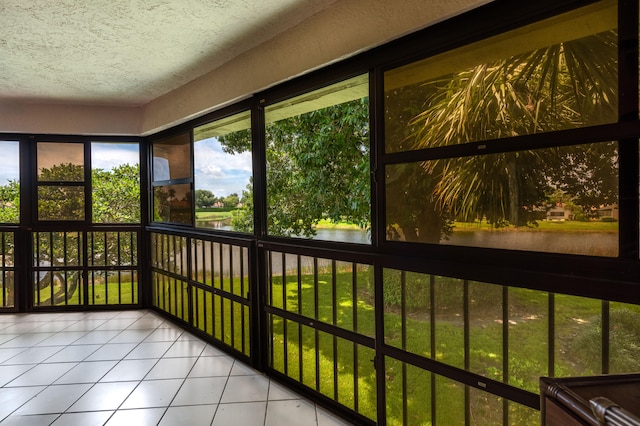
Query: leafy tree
[
  {"left": 93, "top": 163, "right": 141, "bottom": 223},
  {"left": 195, "top": 189, "right": 216, "bottom": 209},
  {"left": 387, "top": 30, "right": 618, "bottom": 242},
  {"left": 37, "top": 163, "right": 85, "bottom": 221},
  {"left": 223, "top": 193, "right": 240, "bottom": 208},
  {"left": 35, "top": 162, "right": 141, "bottom": 304},
  {"left": 231, "top": 179, "right": 254, "bottom": 233},
  {"left": 220, "top": 98, "right": 370, "bottom": 237},
  {"left": 0, "top": 180, "right": 20, "bottom": 223},
  {"left": 153, "top": 186, "right": 192, "bottom": 224}
]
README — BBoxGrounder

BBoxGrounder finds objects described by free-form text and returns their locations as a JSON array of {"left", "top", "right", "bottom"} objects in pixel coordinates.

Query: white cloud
[
  {"left": 92, "top": 143, "right": 139, "bottom": 170},
  {"left": 0, "top": 141, "right": 20, "bottom": 184},
  {"left": 194, "top": 138, "right": 252, "bottom": 196}
]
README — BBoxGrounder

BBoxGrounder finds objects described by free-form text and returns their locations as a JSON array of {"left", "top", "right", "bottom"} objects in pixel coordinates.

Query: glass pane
[
  {"left": 608, "top": 302, "right": 640, "bottom": 374},
  {"left": 383, "top": 269, "right": 431, "bottom": 358},
  {"left": 153, "top": 184, "right": 192, "bottom": 224},
  {"left": 92, "top": 142, "right": 140, "bottom": 223},
  {"left": 33, "top": 232, "right": 83, "bottom": 306},
  {"left": 152, "top": 133, "right": 191, "bottom": 181},
  {"left": 469, "top": 387, "right": 503, "bottom": 426},
  {"left": 33, "top": 232, "right": 83, "bottom": 267},
  {"left": 0, "top": 141, "right": 20, "bottom": 223},
  {"left": 384, "top": 1, "right": 617, "bottom": 152},
  {"left": 469, "top": 281, "right": 503, "bottom": 380},
  {"left": 386, "top": 142, "right": 618, "bottom": 256},
  {"left": 264, "top": 75, "right": 370, "bottom": 243},
  {"left": 37, "top": 142, "right": 84, "bottom": 181},
  {"left": 555, "top": 294, "right": 601, "bottom": 376},
  {"left": 508, "top": 287, "right": 548, "bottom": 393},
  {"left": 434, "top": 275, "right": 464, "bottom": 369},
  {"left": 194, "top": 111, "right": 253, "bottom": 233},
  {"left": 38, "top": 186, "right": 85, "bottom": 221}
]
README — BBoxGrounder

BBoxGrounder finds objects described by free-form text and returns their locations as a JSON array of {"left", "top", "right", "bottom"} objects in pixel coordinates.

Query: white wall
[
  {"left": 0, "top": 0, "right": 490, "bottom": 136},
  {"left": 141, "top": 0, "right": 491, "bottom": 135},
  {"left": 0, "top": 101, "right": 142, "bottom": 136}
]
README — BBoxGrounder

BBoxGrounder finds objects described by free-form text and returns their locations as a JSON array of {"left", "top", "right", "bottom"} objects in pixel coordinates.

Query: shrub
[{"left": 572, "top": 309, "right": 640, "bottom": 373}]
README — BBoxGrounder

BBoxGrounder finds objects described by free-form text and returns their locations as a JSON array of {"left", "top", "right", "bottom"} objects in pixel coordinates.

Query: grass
[
  {"left": 267, "top": 268, "right": 640, "bottom": 425},
  {"left": 314, "top": 219, "right": 365, "bottom": 230},
  {"left": 195, "top": 210, "right": 234, "bottom": 221},
  {"left": 453, "top": 220, "right": 617, "bottom": 233},
  {"left": 34, "top": 279, "right": 139, "bottom": 307},
  {"left": 149, "top": 265, "right": 640, "bottom": 425}
]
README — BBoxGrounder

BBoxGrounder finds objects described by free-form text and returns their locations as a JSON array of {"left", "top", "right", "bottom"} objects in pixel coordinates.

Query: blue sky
[
  {"left": 194, "top": 137, "right": 252, "bottom": 197},
  {"left": 91, "top": 143, "right": 139, "bottom": 170},
  {"left": 0, "top": 141, "right": 19, "bottom": 185},
  {"left": 0, "top": 140, "right": 250, "bottom": 197},
  {"left": 0, "top": 141, "right": 140, "bottom": 186}
]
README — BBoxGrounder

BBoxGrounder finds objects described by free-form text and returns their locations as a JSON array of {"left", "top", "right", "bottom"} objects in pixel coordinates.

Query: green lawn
[
  {"left": 151, "top": 265, "right": 640, "bottom": 425},
  {"left": 195, "top": 210, "right": 234, "bottom": 221},
  {"left": 267, "top": 268, "right": 640, "bottom": 425},
  {"left": 453, "top": 220, "right": 617, "bottom": 233}
]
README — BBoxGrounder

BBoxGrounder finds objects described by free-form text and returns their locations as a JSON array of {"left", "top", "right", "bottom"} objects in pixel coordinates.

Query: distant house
[
  {"left": 597, "top": 204, "right": 619, "bottom": 220},
  {"left": 547, "top": 203, "right": 619, "bottom": 221},
  {"left": 546, "top": 205, "right": 573, "bottom": 221}
]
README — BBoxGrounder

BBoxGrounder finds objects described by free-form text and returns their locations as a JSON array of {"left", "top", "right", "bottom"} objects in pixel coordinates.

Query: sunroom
[{"left": 1, "top": 0, "right": 639, "bottom": 424}]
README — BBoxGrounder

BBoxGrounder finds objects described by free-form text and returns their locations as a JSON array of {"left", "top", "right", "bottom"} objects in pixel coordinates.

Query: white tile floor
[{"left": 0, "top": 310, "right": 352, "bottom": 425}]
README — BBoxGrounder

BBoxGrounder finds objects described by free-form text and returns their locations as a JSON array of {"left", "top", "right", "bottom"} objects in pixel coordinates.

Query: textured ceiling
[{"left": 0, "top": 0, "right": 338, "bottom": 106}]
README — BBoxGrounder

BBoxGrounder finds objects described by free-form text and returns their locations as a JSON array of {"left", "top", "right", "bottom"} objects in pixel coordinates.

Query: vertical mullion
[
  {"left": 186, "top": 237, "right": 193, "bottom": 324},
  {"left": 49, "top": 232, "right": 54, "bottom": 306},
  {"left": 314, "top": 257, "right": 320, "bottom": 392},
  {"left": 430, "top": 274, "right": 436, "bottom": 426},
  {"left": 618, "top": 0, "right": 640, "bottom": 258},
  {"left": 549, "top": 292, "right": 555, "bottom": 377},
  {"left": 116, "top": 232, "right": 122, "bottom": 305},
  {"left": 160, "top": 233, "right": 165, "bottom": 270},
  {"left": 63, "top": 233, "right": 69, "bottom": 305},
  {"left": 332, "top": 260, "right": 338, "bottom": 402},
  {"left": 463, "top": 280, "right": 470, "bottom": 426},
  {"left": 118, "top": 270, "right": 123, "bottom": 305},
  {"left": 194, "top": 281, "right": 200, "bottom": 330},
  {"left": 118, "top": 232, "right": 123, "bottom": 304},
  {"left": 194, "top": 240, "right": 200, "bottom": 329},
  {"left": 212, "top": 242, "right": 217, "bottom": 339},
  {"left": 36, "top": 233, "right": 41, "bottom": 306},
  {"left": 401, "top": 270, "right": 408, "bottom": 426},
  {"left": 104, "top": 232, "right": 109, "bottom": 304},
  {"left": 241, "top": 246, "right": 246, "bottom": 354},
  {"left": 171, "top": 235, "right": 176, "bottom": 275},
  {"left": 1, "top": 232, "right": 5, "bottom": 307},
  {"left": 241, "top": 246, "right": 246, "bottom": 297},
  {"left": 90, "top": 270, "right": 95, "bottom": 304},
  {"left": 297, "top": 254, "right": 303, "bottom": 382},
  {"left": 282, "top": 252, "right": 288, "bottom": 376},
  {"left": 220, "top": 244, "right": 225, "bottom": 344},
  {"left": 268, "top": 251, "right": 274, "bottom": 368},
  {"left": 602, "top": 300, "right": 610, "bottom": 374},
  {"left": 230, "top": 245, "right": 235, "bottom": 349},
  {"left": 133, "top": 232, "right": 137, "bottom": 304},
  {"left": 503, "top": 285, "right": 509, "bottom": 426},
  {"left": 80, "top": 232, "right": 85, "bottom": 306},
  {"left": 194, "top": 240, "right": 199, "bottom": 284},
  {"left": 89, "top": 233, "right": 94, "bottom": 303},
  {"left": 168, "top": 274, "right": 173, "bottom": 315},
  {"left": 352, "top": 263, "right": 359, "bottom": 414}
]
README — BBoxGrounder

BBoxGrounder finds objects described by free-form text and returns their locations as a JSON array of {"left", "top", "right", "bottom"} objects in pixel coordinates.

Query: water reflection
[
  {"left": 444, "top": 230, "right": 617, "bottom": 257},
  {"left": 196, "top": 219, "right": 232, "bottom": 230}
]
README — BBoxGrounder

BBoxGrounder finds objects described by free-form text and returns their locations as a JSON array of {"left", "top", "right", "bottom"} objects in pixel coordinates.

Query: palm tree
[{"left": 386, "top": 27, "right": 618, "bottom": 242}]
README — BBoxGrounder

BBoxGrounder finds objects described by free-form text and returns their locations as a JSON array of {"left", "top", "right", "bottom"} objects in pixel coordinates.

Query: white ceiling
[{"left": 0, "top": 0, "right": 338, "bottom": 107}]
